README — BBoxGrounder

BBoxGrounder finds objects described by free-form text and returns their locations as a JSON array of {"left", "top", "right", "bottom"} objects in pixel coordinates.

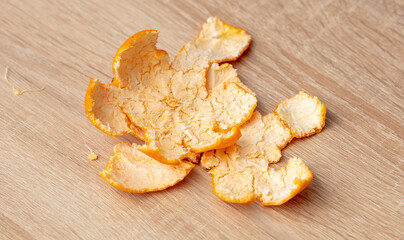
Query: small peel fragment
[
  {"left": 100, "top": 143, "right": 194, "bottom": 193},
  {"left": 275, "top": 91, "right": 326, "bottom": 138},
  {"left": 85, "top": 17, "right": 256, "bottom": 164},
  {"left": 201, "top": 91, "right": 326, "bottom": 205},
  {"left": 4, "top": 67, "right": 45, "bottom": 96},
  {"left": 254, "top": 157, "right": 313, "bottom": 205},
  {"left": 86, "top": 145, "right": 98, "bottom": 161},
  {"left": 88, "top": 153, "right": 98, "bottom": 161}
]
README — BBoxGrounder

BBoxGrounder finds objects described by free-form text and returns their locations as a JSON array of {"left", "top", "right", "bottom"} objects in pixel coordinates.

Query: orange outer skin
[{"left": 137, "top": 147, "right": 181, "bottom": 166}]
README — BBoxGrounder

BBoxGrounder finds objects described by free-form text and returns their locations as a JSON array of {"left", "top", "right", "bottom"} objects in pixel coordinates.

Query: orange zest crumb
[
  {"left": 88, "top": 153, "right": 98, "bottom": 161},
  {"left": 86, "top": 145, "right": 98, "bottom": 161}
]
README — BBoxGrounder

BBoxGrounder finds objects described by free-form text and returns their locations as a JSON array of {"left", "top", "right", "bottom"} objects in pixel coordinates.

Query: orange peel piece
[
  {"left": 100, "top": 143, "right": 194, "bottom": 193},
  {"left": 275, "top": 91, "right": 326, "bottom": 138},
  {"left": 85, "top": 17, "right": 256, "bottom": 164},
  {"left": 172, "top": 17, "right": 252, "bottom": 71},
  {"left": 201, "top": 91, "right": 326, "bottom": 205}
]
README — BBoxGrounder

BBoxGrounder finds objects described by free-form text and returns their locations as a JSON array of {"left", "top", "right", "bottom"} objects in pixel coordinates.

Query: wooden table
[{"left": 1, "top": 0, "right": 403, "bottom": 239}]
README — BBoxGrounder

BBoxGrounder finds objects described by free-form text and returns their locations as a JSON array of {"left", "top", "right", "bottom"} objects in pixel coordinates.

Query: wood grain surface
[{"left": 1, "top": 0, "right": 403, "bottom": 239}]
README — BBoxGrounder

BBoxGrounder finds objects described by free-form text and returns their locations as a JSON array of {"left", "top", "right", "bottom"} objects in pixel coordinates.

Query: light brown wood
[{"left": 0, "top": 0, "right": 403, "bottom": 239}]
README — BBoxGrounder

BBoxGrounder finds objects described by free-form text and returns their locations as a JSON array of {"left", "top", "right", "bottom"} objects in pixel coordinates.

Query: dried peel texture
[
  {"left": 201, "top": 91, "right": 326, "bottom": 205},
  {"left": 85, "top": 17, "right": 256, "bottom": 164},
  {"left": 275, "top": 91, "right": 326, "bottom": 138},
  {"left": 100, "top": 143, "right": 194, "bottom": 193},
  {"left": 172, "top": 17, "right": 252, "bottom": 71}
]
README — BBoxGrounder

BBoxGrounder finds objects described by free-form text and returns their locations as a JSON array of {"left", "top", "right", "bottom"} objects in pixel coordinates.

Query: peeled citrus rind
[
  {"left": 172, "top": 17, "right": 252, "bottom": 71},
  {"left": 275, "top": 91, "right": 326, "bottom": 138},
  {"left": 211, "top": 157, "right": 312, "bottom": 205},
  {"left": 201, "top": 92, "right": 326, "bottom": 205},
  {"left": 85, "top": 78, "right": 144, "bottom": 138},
  {"left": 100, "top": 143, "right": 194, "bottom": 193},
  {"left": 85, "top": 17, "right": 256, "bottom": 164},
  {"left": 212, "top": 169, "right": 256, "bottom": 204},
  {"left": 254, "top": 157, "right": 313, "bottom": 205}
]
